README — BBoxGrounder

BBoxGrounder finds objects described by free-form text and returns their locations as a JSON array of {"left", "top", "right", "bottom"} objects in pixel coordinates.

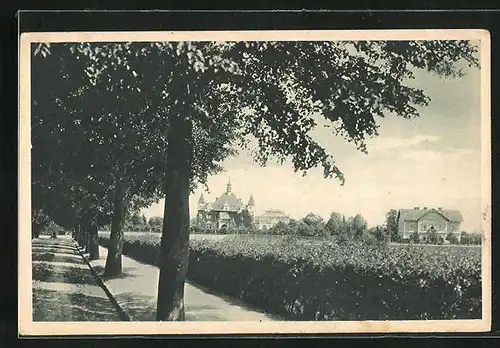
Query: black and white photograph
[{"left": 18, "top": 30, "right": 491, "bottom": 335}]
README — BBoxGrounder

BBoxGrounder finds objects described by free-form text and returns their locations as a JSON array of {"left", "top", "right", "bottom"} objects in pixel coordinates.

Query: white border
[{"left": 19, "top": 29, "right": 491, "bottom": 336}]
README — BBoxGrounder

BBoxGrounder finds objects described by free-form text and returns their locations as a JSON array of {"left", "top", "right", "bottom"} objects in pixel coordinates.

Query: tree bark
[
  {"left": 104, "top": 180, "right": 126, "bottom": 277},
  {"left": 84, "top": 220, "right": 91, "bottom": 253},
  {"left": 32, "top": 221, "right": 40, "bottom": 239},
  {"left": 76, "top": 223, "right": 83, "bottom": 246},
  {"left": 88, "top": 219, "right": 100, "bottom": 261},
  {"left": 156, "top": 113, "right": 193, "bottom": 321}
]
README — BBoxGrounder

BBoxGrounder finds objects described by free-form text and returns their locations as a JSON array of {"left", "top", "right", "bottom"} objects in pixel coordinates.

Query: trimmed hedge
[{"left": 98, "top": 232, "right": 481, "bottom": 320}]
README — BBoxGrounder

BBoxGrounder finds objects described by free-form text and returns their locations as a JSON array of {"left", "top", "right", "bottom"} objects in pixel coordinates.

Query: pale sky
[{"left": 144, "top": 57, "right": 484, "bottom": 232}]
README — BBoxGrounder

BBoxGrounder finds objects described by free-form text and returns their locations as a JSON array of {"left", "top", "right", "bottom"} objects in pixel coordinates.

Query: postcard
[{"left": 19, "top": 29, "right": 491, "bottom": 335}]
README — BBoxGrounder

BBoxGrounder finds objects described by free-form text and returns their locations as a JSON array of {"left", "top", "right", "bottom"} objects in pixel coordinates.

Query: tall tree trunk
[
  {"left": 84, "top": 219, "right": 91, "bottom": 253},
  {"left": 104, "top": 180, "right": 126, "bottom": 277},
  {"left": 156, "top": 114, "right": 193, "bottom": 321},
  {"left": 88, "top": 218, "right": 100, "bottom": 261},
  {"left": 76, "top": 223, "right": 83, "bottom": 246},
  {"left": 80, "top": 224, "right": 85, "bottom": 248},
  {"left": 32, "top": 221, "right": 40, "bottom": 239}
]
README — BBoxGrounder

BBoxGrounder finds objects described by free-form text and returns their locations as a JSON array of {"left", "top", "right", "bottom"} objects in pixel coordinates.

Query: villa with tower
[{"left": 196, "top": 180, "right": 255, "bottom": 230}]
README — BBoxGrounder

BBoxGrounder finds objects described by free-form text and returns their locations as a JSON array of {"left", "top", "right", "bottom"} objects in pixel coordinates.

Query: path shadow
[
  {"left": 32, "top": 247, "right": 79, "bottom": 256},
  {"left": 32, "top": 243, "right": 76, "bottom": 251},
  {"left": 33, "top": 239, "right": 75, "bottom": 247},
  {"left": 33, "top": 288, "right": 122, "bottom": 321},
  {"left": 92, "top": 265, "right": 139, "bottom": 281},
  {"left": 32, "top": 252, "right": 84, "bottom": 264},
  {"left": 32, "top": 263, "right": 97, "bottom": 286}
]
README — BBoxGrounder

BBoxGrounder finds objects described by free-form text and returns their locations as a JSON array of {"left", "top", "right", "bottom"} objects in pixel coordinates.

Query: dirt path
[
  {"left": 32, "top": 236, "right": 123, "bottom": 321},
  {"left": 91, "top": 246, "right": 278, "bottom": 321}
]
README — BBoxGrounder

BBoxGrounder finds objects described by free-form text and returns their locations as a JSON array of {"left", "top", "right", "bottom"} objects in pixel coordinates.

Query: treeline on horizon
[{"left": 38, "top": 207, "right": 481, "bottom": 246}]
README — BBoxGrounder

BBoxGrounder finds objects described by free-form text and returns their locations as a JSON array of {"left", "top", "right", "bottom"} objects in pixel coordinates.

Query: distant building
[
  {"left": 196, "top": 180, "right": 255, "bottom": 230},
  {"left": 255, "top": 209, "right": 290, "bottom": 231},
  {"left": 397, "top": 207, "right": 463, "bottom": 242}
]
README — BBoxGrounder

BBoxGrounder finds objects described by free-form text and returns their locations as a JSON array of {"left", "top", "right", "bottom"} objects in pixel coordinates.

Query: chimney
[
  {"left": 414, "top": 207, "right": 420, "bottom": 210},
  {"left": 423, "top": 207, "right": 428, "bottom": 210},
  {"left": 438, "top": 207, "right": 443, "bottom": 211}
]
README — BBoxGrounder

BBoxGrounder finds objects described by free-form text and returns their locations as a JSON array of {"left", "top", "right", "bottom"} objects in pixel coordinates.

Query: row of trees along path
[{"left": 32, "top": 40, "right": 479, "bottom": 320}]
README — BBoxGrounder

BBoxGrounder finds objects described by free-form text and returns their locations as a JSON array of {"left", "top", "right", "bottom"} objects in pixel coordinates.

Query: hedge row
[{"left": 98, "top": 232, "right": 481, "bottom": 320}]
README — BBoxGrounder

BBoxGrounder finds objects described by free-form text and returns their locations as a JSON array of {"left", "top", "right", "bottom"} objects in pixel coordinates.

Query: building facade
[
  {"left": 196, "top": 180, "right": 255, "bottom": 230},
  {"left": 397, "top": 207, "right": 463, "bottom": 242},
  {"left": 255, "top": 209, "right": 291, "bottom": 230}
]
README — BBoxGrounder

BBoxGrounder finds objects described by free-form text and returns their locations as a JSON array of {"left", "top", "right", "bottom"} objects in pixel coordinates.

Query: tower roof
[
  {"left": 248, "top": 194, "right": 255, "bottom": 206},
  {"left": 198, "top": 194, "right": 205, "bottom": 203},
  {"left": 212, "top": 193, "right": 243, "bottom": 212}
]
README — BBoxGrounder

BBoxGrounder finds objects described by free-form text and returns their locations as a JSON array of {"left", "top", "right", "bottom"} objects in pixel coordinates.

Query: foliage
[
  {"left": 460, "top": 232, "right": 482, "bottom": 245},
  {"left": 124, "top": 211, "right": 151, "bottom": 232},
  {"left": 409, "top": 231, "right": 420, "bottom": 244},
  {"left": 325, "top": 212, "right": 343, "bottom": 235},
  {"left": 266, "top": 221, "right": 292, "bottom": 236},
  {"left": 99, "top": 231, "right": 481, "bottom": 320},
  {"left": 31, "top": 44, "right": 115, "bottom": 230},
  {"left": 426, "top": 228, "right": 439, "bottom": 245},
  {"left": 386, "top": 209, "right": 400, "bottom": 242},
  {"left": 351, "top": 214, "right": 367, "bottom": 239},
  {"left": 34, "top": 40, "right": 480, "bottom": 191},
  {"left": 301, "top": 213, "right": 328, "bottom": 237},
  {"left": 468, "top": 233, "right": 482, "bottom": 245},
  {"left": 447, "top": 233, "right": 457, "bottom": 243},
  {"left": 148, "top": 217, "right": 164, "bottom": 232},
  {"left": 367, "top": 225, "right": 390, "bottom": 244}
]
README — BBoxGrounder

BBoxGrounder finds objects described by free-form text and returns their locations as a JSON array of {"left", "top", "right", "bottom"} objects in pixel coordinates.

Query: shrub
[
  {"left": 367, "top": 226, "right": 389, "bottom": 244},
  {"left": 468, "top": 233, "right": 482, "bottom": 245},
  {"left": 426, "top": 229, "right": 439, "bottom": 244},
  {"left": 460, "top": 231, "right": 470, "bottom": 245},
  {"left": 409, "top": 231, "right": 420, "bottom": 244},
  {"left": 98, "top": 232, "right": 481, "bottom": 321},
  {"left": 446, "top": 233, "right": 459, "bottom": 245}
]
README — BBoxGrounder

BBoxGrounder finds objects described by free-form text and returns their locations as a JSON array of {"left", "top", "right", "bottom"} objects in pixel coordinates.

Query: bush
[
  {"left": 426, "top": 229, "right": 439, "bottom": 244},
  {"left": 446, "top": 233, "right": 459, "bottom": 245},
  {"left": 468, "top": 233, "right": 482, "bottom": 245},
  {"left": 409, "top": 231, "right": 420, "bottom": 244},
  {"left": 367, "top": 226, "right": 390, "bottom": 244},
  {"left": 360, "top": 230, "right": 379, "bottom": 245},
  {"left": 460, "top": 231, "right": 470, "bottom": 245},
  {"left": 99, "top": 232, "right": 481, "bottom": 321}
]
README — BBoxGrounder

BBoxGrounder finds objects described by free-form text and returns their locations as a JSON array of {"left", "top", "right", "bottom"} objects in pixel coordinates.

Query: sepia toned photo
[{"left": 18, "top": 30, "right": 491, "bottom": 335}]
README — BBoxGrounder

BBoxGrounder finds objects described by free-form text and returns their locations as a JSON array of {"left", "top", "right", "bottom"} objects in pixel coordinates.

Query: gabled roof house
[{"left": 397, "top": 207, "right": 463, "bottom": 241}]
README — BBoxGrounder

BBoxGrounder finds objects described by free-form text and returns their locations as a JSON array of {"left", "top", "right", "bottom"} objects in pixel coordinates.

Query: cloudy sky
[{"left": 144, "top": 50, "right": 484, "bottom": 232}]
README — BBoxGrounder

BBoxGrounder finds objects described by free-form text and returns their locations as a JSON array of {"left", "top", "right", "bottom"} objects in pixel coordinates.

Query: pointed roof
[
  {"left": 198, "top": 194, "right": 205, "bottom": 204},
  {"left": 248, "top": 194, "right": 255, "bottom": 206}
]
